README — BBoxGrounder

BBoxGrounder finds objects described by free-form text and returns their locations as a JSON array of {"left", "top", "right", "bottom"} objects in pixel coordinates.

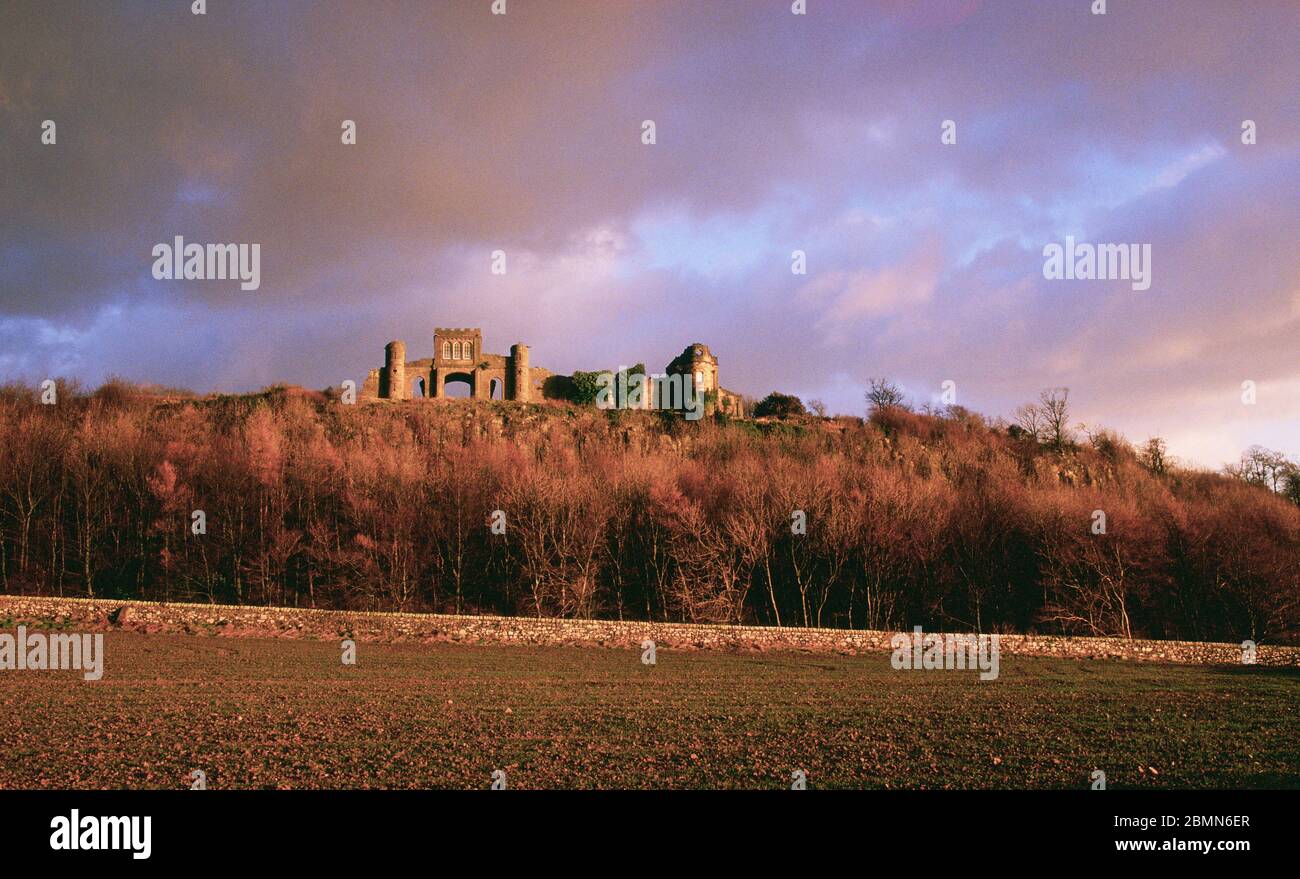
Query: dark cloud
[{"left": 1, "top": 0, "right": 1297, "bottom": 466}]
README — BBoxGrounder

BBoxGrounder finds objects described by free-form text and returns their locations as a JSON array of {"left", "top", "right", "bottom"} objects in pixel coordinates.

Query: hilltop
[{"left": 1, "top": 378, "right": 1297, "bottom": 644}]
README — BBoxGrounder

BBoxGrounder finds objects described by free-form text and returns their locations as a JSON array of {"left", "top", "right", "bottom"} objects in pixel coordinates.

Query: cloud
[
  {"left": 799, "top": 237, "right": 943, "bottom": 332},
  {"left": 1, "top": 0, "right": 1298, "bottom": 467}
]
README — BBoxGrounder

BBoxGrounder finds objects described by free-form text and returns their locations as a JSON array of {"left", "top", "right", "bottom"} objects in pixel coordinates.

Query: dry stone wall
[{"left": 2, "top": 594, "right": 1295, "bottom": 666}]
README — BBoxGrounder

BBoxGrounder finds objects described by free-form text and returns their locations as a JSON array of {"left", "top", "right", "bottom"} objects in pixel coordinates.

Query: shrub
[{"left": 753, "top": 392, "right": 805, "bottom": 419}]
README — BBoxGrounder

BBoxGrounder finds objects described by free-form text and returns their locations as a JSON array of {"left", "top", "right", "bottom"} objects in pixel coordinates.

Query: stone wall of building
[
  {"left": 2, "top": 595, "right": 1295, "bottom": 666},
  {"left": 361, "top": 330, "right": 743, "bottom": 416},
  {"left": 361, "top": 328, "right": 555, "bottom": 402}
]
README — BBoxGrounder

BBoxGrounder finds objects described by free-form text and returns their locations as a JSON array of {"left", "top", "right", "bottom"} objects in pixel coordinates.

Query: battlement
[
  {"left": 362, "top": 327, "right": 742, "bottom": 416},
  {"left": 364, "top": 327, "right": 544, "bottom": 403}
]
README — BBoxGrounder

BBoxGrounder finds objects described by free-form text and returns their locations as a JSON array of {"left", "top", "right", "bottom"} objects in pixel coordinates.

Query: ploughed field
[{"left": 4, "top": 631, "right": 1298, "bottom": 789}]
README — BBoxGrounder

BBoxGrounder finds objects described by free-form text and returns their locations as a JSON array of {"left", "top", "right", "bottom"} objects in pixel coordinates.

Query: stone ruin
[
  {"left": 361, "top": 329, "right": 745, "bottom": 416},
  {"left": 361, "top": 327, "right": 550, "bottom": 402}
]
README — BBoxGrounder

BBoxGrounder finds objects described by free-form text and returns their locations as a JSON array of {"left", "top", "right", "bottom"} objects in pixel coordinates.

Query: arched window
[
  {"left": 453, "top": 341, "right": 462, "bottom": 360},
  {"left": 442, "top": 341, "right": 451, "bottom": 360},
  {"left": 466, "top": 342, "right": 474, "bottom": 360}
]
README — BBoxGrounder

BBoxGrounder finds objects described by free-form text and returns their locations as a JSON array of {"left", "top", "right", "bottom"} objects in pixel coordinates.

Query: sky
[{"left": 1, "top": 0, "right": 1297, "bottom": 470}]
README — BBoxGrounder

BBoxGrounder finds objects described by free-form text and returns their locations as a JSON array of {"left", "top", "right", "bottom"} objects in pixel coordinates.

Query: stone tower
[
  {"left": 384, "top": 340, "right": 407, "bottom": 400},
  {"left": 511, "top": 343, "right": 530, "bottom": 402},
  {"left": 667, "top": 343, "right": 718, "bottom": 394}
]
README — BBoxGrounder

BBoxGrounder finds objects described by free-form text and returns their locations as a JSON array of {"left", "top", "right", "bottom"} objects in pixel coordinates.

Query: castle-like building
[
  {"left": 361, "top": 329, "right": 744, "bottom": 416},
  {"left": 664, "top": 342, "right": 745, "bottom": 417},
  {"left": 361, "top": 327, "right": 548, "bottom": 402}
]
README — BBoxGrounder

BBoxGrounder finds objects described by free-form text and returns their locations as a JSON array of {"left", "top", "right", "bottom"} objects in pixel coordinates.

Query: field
[{"left": 4, "top": 632, "right": 1299, "bottom": 789}]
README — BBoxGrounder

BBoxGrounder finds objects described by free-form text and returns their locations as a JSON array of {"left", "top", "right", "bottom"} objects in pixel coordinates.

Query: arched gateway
[{"left": 362, "top": 328, "right": 552, "bottom": 402}]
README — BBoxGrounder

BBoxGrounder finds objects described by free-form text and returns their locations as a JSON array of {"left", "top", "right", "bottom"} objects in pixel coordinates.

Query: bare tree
[
  {"left": 1037, "top": 500, "right": 1153, "bottom": 640},
  {"left": 1038, "top": 388, "right": 1071, "bottom": 449},
  {"left": 1013, "top": 403, "right": 1046, "bottom": 443},
  {"left": 1139, "top": 436, "right": 1168, "bottom": 475},
  {"left": 1234, "top": 446, "right": 1292, "bottom": 493},
  {"left": 865, "top": 378, "right": 907, "bottom": 413},
  {"left": 1283, "top": 466, "right": 1300, "bottom": 507}
]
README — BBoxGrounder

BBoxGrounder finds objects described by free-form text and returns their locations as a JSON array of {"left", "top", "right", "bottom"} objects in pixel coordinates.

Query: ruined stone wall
[
  {"left": 2, "top": 595, "right": 1294, "bottom": 666},
  {"left": 362, "top": 329, "right": 563, "bottom": 403},
  {"left": 363, "top": 332, "right": 739, "bottom": 414}
]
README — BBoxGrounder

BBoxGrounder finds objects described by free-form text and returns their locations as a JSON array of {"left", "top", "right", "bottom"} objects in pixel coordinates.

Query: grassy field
[{"left": 3, "top": 632, "right": 1298, "bottom": 789}]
